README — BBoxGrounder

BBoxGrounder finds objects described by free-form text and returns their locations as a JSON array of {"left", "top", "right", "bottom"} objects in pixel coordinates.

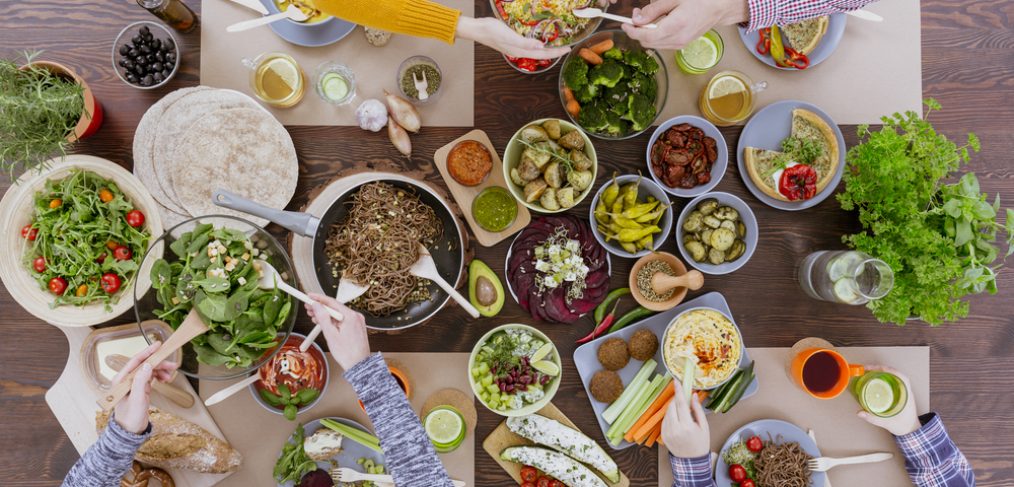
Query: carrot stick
[
  {"left": 589, "top": 38, "right": 615, "bottom": 55},
  {"left": 625, "top": 382, "right": 674, "bottom": 442},
  {"left": 646, "top": 424, "right": 662, "bottom": 447},
  {"left": 632, "top": 397, "right": 671, "bottom": 442}
]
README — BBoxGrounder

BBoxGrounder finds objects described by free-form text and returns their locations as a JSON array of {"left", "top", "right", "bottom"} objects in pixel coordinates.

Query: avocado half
[{"left": 468, "top": 259, "right": 504, "bottom": 317}]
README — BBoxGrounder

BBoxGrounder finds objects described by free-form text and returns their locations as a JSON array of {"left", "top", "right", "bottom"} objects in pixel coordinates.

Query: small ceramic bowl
[
  {"left": 111, "top": 21, "right": 181, "bottom": 90},
  {"left": 397, "top": 55, "right": 442, "bottom": 104},
  {"left": 250, "top": 332, "right": 329, "bottom": 418},
  {"left": 674, "top": 192, "right": 758, "bottom": 275},
  {"left": 588, "top": 174, "right": 674, "bottom": 259},
  {"left": 468, "top": 324, "right": 562, "bottom": 417},
  {"left": 502, "top": 118, "right": 598, "bottom": 214},
  {"left": 646, "top": 115, "right": 729, "bottom": 198},
  {"left": 503, "top": 54, "right": 562, "bottom": 75},
  {"left": 628, "top": 251, "right": 704, "bottom": 311}
]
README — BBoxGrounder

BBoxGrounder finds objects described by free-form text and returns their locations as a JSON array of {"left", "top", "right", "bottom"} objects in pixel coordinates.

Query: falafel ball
[
  {"left": 597, "top": 337, "right": 630, "bottom": 371},
  {"left": 589, "top": 370, "right": 624, "bottom": 403},
  {"left": 628, "top": 329, "right": 659, "bottom": 361}
]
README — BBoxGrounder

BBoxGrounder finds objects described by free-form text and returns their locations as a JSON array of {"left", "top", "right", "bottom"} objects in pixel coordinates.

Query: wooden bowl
[
  {"left": 628, "top": 251, "right": 704, "bottom": 311},
  {"left": 0, "top": 155, "right": 164, "bottom": 327}
]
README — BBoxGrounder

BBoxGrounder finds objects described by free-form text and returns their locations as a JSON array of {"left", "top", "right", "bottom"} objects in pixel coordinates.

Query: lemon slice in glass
[{"left": 708, "top": 75, "right": 747, "bottom": 100}]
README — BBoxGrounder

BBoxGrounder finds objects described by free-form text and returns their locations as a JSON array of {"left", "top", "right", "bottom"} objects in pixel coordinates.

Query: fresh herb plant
[
  {"left": 0, "top": 51, "right": 86, "bottom": 177},
  {"left": 273, "top": 423, "right": 316, "bottom": 483},
  {"left": 837, "top": 99, "right": 1013, "bottom": 325},
  {"left": 151, "top": 223, "right": 292, "bottom": 367},
  {"left": 259, "top": 384, "right": 320, "bottom": 421}
]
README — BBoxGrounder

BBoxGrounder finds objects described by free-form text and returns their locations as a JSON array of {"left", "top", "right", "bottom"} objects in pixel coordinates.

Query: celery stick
[
  {"left": 321, "top": 419, "right": 383, "bottom": 452},
  {"left": 609, "top": 374, "right": 666, "bottom": 445},
  {"left": 603, "top": 359, "right": 656, "bottom": 424},
  {"left": 606, "top": 375, "right": 654, "bottom": 439}
]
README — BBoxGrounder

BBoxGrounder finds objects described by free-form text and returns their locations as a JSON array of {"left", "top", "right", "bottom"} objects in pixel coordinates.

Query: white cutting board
[{"left": 45, "top": 325, "right": 235, "bottom": 486}]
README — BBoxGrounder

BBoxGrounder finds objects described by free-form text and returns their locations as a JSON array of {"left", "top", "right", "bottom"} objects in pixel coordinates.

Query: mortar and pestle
[{"left": 629, "top": 251, "right": 704, "bottom": 311}]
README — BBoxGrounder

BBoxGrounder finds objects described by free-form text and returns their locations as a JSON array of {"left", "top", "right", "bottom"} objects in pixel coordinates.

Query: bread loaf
[{"left": 96, "top": 407, "right": 242, "bottom": 474}]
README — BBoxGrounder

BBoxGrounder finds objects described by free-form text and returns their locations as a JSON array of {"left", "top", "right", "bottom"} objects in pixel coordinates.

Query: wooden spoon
[
  {"left": 106, "top": 354, "right": 195, "bottom": 409},
  {"left": 409, "top": 244, "right": 480, "bottom": 318},
  {"left": 98, "top": 309, "right": 209, "bottom": 410}
]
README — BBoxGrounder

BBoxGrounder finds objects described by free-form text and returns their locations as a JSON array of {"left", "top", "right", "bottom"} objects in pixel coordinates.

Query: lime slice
[
  {"left": 531, "top": 342, "right": 554, "bottom": 363},
  {"left": 827, "top": 252, "right": 862, "bottom": 282},
  {"left": 863, "top": 378, "right": 895, "bottom": 414},
  {"left": 532, "top": 359, "right": 560, "bottom": 377},
  {"left": 425, "top": 406, "right": 465, "bottom": 451},
  {"left": 321, "top": 73, "right": 349, "bottom": 101},
  {"left": 681, "top": 36, "right": 719, "bottom": 70},
  {"left": 708, "top": 75, "right": 747, "bottom": 100}
]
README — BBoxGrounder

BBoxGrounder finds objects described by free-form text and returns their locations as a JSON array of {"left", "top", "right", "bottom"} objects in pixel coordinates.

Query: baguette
[{"left": 96, "top": 407, "right": 242, "bottom": 474}]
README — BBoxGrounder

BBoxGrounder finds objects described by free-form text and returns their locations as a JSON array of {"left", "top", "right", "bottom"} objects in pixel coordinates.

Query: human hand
[
  {"left": 857, "top": 366, "right": 922, "bottom": 436},
  {"left": 661, "top": 380, "right": 711, "bottom": 457},
  {"left": 456, "top": 17, "right": 572, "bottom": 60},
  {"left": 306, "top": 293, "right": 371, "bottom": 370},
  {"left": 111, "top": 341, "right": 179, "bottom": 434},
  {"left": 621, "top": 0, "right": 749, "bottom": 50}
]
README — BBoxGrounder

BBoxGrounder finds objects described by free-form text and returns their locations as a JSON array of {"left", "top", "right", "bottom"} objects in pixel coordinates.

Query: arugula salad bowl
[{"left": 134, "top": 215, "right": 297, "bottom": 380}]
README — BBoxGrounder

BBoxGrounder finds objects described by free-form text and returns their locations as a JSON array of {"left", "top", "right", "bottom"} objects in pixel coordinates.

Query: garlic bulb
[{"left": 355, "top": 99, "right": 388, "bottom": 132}]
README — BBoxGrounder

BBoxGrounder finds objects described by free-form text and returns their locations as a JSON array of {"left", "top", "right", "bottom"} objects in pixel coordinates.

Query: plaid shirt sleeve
[
  {"left": 745, "top": 0, "right": 881, "bottom": 31},
  {"left": 895, "top": 413, "right": 976, "bottom": 487},
  {"left": 669, "top": 454, "right": 717, "bottom": 487}
]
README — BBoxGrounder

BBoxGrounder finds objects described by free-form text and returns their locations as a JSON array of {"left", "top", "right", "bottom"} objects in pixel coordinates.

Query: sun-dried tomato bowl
[{"left": 646, "top": 115, "right": 729, "bottom": 199}]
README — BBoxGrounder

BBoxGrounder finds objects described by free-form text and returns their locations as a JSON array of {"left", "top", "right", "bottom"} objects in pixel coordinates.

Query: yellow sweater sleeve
[{"left": 314, "top": 0, "right": 461, "bottom": 45}]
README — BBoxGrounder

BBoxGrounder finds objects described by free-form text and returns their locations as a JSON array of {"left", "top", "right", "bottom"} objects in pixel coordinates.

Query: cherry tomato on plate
[
  {"left": 536, "top": 477, "right": 551, "bottom": 487},
  {"left": 114, "top": 245, "right": 132, "bottom": 261},
  {"left": 126, "top": 209, "right": 145, "bottom": 228},
  {"left": 746, "top": 435, "right": 764, "bottom": 453},
  {"left": 32, "top": 256, "right": 46, "bottom": 273},
  {"left": 101, "top": 273, "right": 122, "bottom": 294},
  {"left": 48, "top": 277, "right": 68, "bottom": 295},
  {"left": 729, "top": 464, "right": 747, "bottom": 482},
  {"left": 741, "top": 479, "right": 756, "bottom": 487},
  {"left": 21, "top": 224, "right": 38, "bottom": 240},
  {"left": 520, "top": 466, "right": 538, "bottom": 483}
]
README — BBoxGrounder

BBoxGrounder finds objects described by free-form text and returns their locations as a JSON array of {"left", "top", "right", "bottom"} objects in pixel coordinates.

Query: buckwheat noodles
[{"left": 753, "top": 438, "right": 812, "bottom": 487}]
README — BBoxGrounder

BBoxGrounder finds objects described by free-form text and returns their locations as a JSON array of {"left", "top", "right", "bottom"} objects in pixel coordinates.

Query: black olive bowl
[{"left": 112, "top": 21, "right": 181, "bottom": 90}]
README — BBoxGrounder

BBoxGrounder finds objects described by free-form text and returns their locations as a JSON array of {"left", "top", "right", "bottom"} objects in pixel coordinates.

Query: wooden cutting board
[
  {"left": 45, "top": 325, "right": 235, "bottom": 487},
  {"left": 483, "top": 402, "right": 630, "bottom": 487},
  {"left": 433, "top": 130, "right": 531, "bottom": 247}
]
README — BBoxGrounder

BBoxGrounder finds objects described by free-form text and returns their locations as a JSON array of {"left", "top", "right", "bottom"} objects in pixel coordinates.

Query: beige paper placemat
[
  {"left": 658, "top": 0, "right": 921, "bottom": 125},
  {"left": 659, "top": 346, "right": 929, "bottom": 487},
  {"left": 201, "top": 352, "right": 475, "bottom": 486},
  {"left": 200, "top": 0, "right": 474, "bottom": 126}
]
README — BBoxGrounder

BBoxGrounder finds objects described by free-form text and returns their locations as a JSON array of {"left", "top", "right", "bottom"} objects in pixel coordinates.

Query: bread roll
[{"left": 96, "top": 407, "right": 242, "bottom": 474}]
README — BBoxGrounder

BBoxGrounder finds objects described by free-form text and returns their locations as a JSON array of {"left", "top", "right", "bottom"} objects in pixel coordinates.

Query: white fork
[{"left": 807, "top": 452, "right": 893, "bottom": 472}]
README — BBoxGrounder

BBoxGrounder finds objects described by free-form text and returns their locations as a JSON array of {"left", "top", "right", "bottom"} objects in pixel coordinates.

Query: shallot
[
  {"left": 383, "top": 90, "right": 421, "bottom": 133},
  {"left": 388, "top": 119, "right": 412, "bottom": 156}
]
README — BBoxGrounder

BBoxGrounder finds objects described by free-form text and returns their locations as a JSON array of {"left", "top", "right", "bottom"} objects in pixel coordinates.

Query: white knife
[{"left": 223, "top": 0, "right": 268, "bottom": 15}]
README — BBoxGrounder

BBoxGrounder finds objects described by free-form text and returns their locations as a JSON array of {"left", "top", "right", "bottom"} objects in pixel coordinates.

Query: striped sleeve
[
  {"left": 344, "top": 353, "right": 454, "bottom": 487},
  {"left": 62, "top": 418, "right": 150, "bottom": 487},
  {"left": 895, "top": 413, "right": 976, "bottom": 487},
  {"left": 745, "top": 0, "right": 880, "bottom": 31},
  {"left": 669, "top": 453, "right": 717, "bottom": 487}
]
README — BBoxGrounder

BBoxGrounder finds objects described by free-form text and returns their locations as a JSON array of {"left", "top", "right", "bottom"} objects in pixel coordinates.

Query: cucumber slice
[{"left": 833, "top": 278, "right": 861, "bottom": 304}]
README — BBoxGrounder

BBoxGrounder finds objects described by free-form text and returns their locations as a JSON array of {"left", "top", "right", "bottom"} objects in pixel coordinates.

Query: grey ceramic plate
[
  {"left": 260, "top": 0, "right": 356, "bottom": 48},
  {"left": 588, "top": 174, "right": 674, "bottom": 259},
  {"left": 737, "top": 13, "right": 847, "bottom": 70},
  {"left": 715, "top": 419, "right": 826, "bottom": 487},
  {"left": 645, "top": 115, "right": 729, "bottom": 199},
  {"left": 276, "top": 417, "right": 385, "bottom": 486},
  {"left": 675, "top": 192, "right": 759, "bottom": 275},
  {"left": 573, "top": 292, "right": 760, "bottom": 450},
  {"left": 736, "top": 100, "right": 846, "bottom": 211}
]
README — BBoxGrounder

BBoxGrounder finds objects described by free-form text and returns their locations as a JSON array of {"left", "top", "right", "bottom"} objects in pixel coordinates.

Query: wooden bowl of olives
[
  {"left": 112, "top": 21, "right": 180, "bottom": 89},
  {"left": 675, "top": 192, "right": 758, "bottom": 275}
]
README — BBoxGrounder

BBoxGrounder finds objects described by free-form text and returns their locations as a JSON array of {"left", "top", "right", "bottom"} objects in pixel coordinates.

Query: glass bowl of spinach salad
[{"left": 134, "top": 215, "right": 296, "bottom": 380}]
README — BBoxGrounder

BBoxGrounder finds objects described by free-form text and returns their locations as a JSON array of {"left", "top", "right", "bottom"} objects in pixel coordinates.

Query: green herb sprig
[
  {"left": 273, "top": 423, "right": 316, "bottom": 483},
  {"left": 259, "top": 384, "right": 320, "bottom": 421},
  {"left": 837, "top": 99, "right": 1013, "bottom": 325}
]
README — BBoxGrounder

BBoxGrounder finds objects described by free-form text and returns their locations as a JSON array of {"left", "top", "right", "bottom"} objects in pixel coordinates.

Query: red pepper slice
[
  {"left": 756, "top": 28, "right": 771, "bottom": 55},
  {"left": 778, "top": 164, "right": 818, "bottom": 201},
  {"left": 782, "top": 47, "right": 810, "bottom": 69}
]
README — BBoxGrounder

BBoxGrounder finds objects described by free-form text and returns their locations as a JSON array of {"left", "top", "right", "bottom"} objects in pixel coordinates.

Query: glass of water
[{"left": 798, "top": 250, "right": 894, "bottom": 305}]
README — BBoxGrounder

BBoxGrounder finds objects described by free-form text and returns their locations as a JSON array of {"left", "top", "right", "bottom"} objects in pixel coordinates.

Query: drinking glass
[
  {"left": 698, "top": 71, "right": 766, "bottom": 126},
  {"left": 798, "top": 250, "right": 894, "bottom": 305},
  {"left": 241, "top": 52, "right": 306, "bottom": 108}
]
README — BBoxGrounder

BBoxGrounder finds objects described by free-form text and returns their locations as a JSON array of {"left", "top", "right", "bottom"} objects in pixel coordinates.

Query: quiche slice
[
  {"left": 781, "top": 16, "right": 830, "bottom": 56},
  {"left": 743, "top": 108, "right": 839, "bottom": 202}
]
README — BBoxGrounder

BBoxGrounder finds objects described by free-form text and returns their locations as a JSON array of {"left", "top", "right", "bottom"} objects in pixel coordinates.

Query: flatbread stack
[{"left": 133, "top": 86, "right": 298, "bottom": 227}]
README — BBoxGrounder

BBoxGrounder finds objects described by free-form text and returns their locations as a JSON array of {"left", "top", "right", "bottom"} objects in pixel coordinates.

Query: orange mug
[
  {"left": 359, "top": 365, "right": 411, "bottom": 411},
  {"left": 790, "top": 348, "right": 864, "bottom": 399}
]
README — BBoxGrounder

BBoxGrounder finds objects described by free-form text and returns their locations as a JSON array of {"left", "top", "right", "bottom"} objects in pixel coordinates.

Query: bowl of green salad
[
  {"left": 133, "top": 215, "right": 297, "bottom": 380},
  {"left": 468, "top": 323, "right": 562, "bottom": 417}
]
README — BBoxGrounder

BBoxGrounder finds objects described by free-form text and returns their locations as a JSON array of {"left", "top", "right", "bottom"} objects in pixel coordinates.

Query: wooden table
[{"left": 1, "top": 1, "right": 1012, "bottom": 485}]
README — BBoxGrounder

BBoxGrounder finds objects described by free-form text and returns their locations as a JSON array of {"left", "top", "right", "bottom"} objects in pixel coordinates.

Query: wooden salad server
[
  {"left": 98, "top": 309, "right": 209, "bottom": 410},
  {"left": 106, "top": 354, "right": 195, "bottom": 408},
  {"left": 256, "top": 260, "right": 346, "bottom": 353},
  {"left": 410, "top": 243, "right": 480, "bottom": 319},
  {"left": 203, "top": 374, "right": 261, "bottom": 407}
]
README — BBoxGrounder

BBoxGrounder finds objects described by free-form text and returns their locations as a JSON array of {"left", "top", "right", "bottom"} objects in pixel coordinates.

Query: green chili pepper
[
  {"left": 601, "top": 172, "right": 620, "bottom": 209},
  {"left": 618, "top": 225, "right": 661, "bottom": 243},
  {"left": 594, "top": 287, "right": 631, "bottom": 324},
  {"left": 608, "top": 306, "right": 655, "bottom": 333}
]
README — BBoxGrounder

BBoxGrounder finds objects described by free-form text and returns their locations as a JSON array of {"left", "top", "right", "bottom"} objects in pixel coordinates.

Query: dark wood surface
[{"left": 2, "top": 0, "right": 1012, "bottom": 485}]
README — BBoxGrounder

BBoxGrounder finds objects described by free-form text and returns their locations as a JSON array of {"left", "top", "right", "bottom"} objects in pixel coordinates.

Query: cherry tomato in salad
[
  {"left": 520, "top": 466, "right": 538, "bottom": 483},
  {"left": 113, "top": 245, "right": 132, "bottom": 261},
  {"left": 778, "top": 164, "right": 818, "bottom": 201},
  {"left": 101, "top": 273, "right": 122, "bottom": 294},
  {"left": 21, "top": 224, "right": 38, "bottom": 240},
  {"left": 99, "top": 188, "right": 114, "bottom": 203},
  {"left": 548, "top": 481, "right": 564, "bottom": 487},
  {"left": 506, "top": 55, "right": 552, "bottom": 73},
  {"left": 76, "top": 284, "right": 88, "bottom": 297},
  {"left": 521, "top": 483, "right": 535, "bottom": 487},
  {"left": 32, "top": 256, "right": 46, "bottom": 273},
  {"left": 126, "top": 209, "right": 145, "bottom": 228},
  {"left": 96, "top": 253, "right": 107, "bottom": 264},
  {"left": 106, "top": 240, "right": 119, "bottom": 250},
  {"left": 741, "top": 479, "right": 756, "bottom": 487},
  {"left": 729, "top": 464, "right": 747, "bottom": 482},
  {"left": 746, "top": 435, "right": 764, "bottom": 452},
  {"left": 49, "top": 198, "right": 62, "bottom": 209},
  {"left": 48, "top": 277, "right": 68, "bottom": 295},
  {"left": 536, "top": 477, "right": 551, "bottom": 487}
]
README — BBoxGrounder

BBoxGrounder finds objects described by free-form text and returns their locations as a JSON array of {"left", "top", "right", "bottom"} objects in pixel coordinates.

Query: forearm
[
  {"left": 62, "top": 418, "right": 149, "bottom": 487},
  {"left": 895, "top": 413, "right": 976, "bottom": 487},
  {"left": 669, "top": 454, "right": 718, "bottom": 487},
  {"left": 314, "top": 0, "right": 460, "bottom": 44},
  {"left": 745, "top": 0, "right": 878, "bottom": 30},
  {"left": 345, "top": 353, "right": 453, "bottom": 487}
]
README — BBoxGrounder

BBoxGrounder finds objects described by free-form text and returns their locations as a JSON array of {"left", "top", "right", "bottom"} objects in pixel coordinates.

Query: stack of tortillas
[{"left": 133, "top": 86, "right": 298, "bottom": 228}]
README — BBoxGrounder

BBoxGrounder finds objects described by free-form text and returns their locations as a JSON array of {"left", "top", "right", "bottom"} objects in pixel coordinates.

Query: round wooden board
[
  {"left": 420, "top": 387, "right": 478, "bottom": 434},
  {"left": 0, "top": 155, "right": 165, "bottom": 327},
  {"left": 785, "top": 336, "right": 835, "bottom": 383}
]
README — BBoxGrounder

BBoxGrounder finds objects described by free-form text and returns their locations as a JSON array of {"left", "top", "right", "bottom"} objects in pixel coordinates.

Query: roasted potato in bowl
[{"left": 504, "top": 118, "right": 598, "bottom": 214}]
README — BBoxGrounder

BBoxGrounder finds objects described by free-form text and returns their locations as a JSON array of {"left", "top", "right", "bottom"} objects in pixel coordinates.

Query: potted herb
[
  {"left": 0, "top": 51, "right": 103, "bottom": 177},
  {"left": 838, "top": 99, "right": 1013, "bottom": 325}
]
